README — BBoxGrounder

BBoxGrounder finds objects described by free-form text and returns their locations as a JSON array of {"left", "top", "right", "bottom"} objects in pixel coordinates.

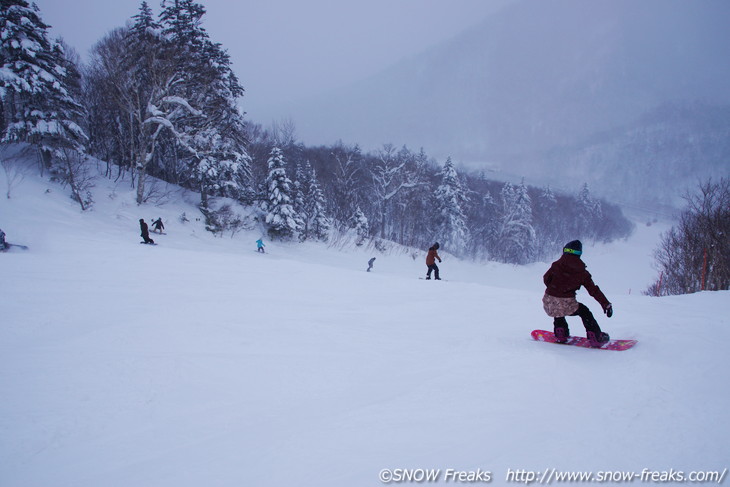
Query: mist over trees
[
  {"left": 540, "top": 102, "right": 730, "bottom": 209},
  {"left": 281, "top": 0, "right": 730, "bottom": 211},
  {"left": 1, "top": 0, "right": 634, "bottom": 264},
  {"left": 245, "top": 127, "right": 633, "bottom": 262}
]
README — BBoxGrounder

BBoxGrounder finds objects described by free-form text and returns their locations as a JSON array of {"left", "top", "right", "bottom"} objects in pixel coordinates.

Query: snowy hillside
[{"left": 1, "top": 170, "right": 728, "bottom": 487}]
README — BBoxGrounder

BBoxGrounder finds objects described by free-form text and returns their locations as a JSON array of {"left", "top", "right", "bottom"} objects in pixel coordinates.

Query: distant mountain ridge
[
  {"left": 540, "top": 102, "right": 730, "bottom": 208},
  {"left": 280, "top": 0, "right": 730, "bottom": 207}
]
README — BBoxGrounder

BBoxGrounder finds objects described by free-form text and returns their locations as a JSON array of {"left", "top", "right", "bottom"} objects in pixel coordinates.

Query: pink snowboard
[{"left": 531, "top": 329, "right": 637, "bottom": 351}]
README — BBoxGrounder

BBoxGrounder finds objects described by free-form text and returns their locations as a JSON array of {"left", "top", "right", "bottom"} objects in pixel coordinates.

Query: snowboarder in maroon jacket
[
  {"left": 542, "top": 240, "right": 613, "bottom": 347},
  {"left": 425, "top": 242, "right": 442, "bottom": 280}
]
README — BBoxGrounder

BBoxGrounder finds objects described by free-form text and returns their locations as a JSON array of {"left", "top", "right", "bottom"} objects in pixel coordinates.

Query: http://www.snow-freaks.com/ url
[{"left": 377, "top": 467, "right": 728, "bottom": 484}]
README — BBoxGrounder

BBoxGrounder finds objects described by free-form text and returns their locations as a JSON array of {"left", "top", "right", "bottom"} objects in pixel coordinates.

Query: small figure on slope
[
  {"left": 0, "top": 228, "right": 28, "bottom": 251},
  {"left": 542, "top": 240, "right": 613, "bottom": 347},
  {"left": 139, "top": 219, "right": 155, "bottom": 244},
  {"left": 425, "top": 242, "right": 442, "bottom": 280},
  {"left": 151, "top": 217, "right": 165, "bottom": 234},
  {"left": 256, "top": 238, "right": 266, "bottom": 253},
  {"left": 367, "top": 257, "right": 376, "bottom": 272}
]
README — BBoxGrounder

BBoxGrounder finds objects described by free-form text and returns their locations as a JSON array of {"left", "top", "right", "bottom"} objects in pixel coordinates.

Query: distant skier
[
  {"left": 151, "top": 217, "right": 165, "bottom": 234},
  {"left": 542, "top": 240, "right": 612, "bottom": 347},
  {"left": 0, "top": 228, "right": 27, "bottom": 251},
  {"left": 367, "top": 257, "right": 376, "bottom": 272},
  {"left": 425, "top": 242, "right": 442, "bottom": 280},
  {"left": 256, "top": 238, "right": 266, "bottom": 253},
  {"left": 139, "top": 219, "right": 155, "bottom": 244}
]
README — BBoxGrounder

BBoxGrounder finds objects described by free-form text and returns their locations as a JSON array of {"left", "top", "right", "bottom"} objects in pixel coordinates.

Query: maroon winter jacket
[{"left": 543, "top": 253, "right": 610, "bottom": 310}]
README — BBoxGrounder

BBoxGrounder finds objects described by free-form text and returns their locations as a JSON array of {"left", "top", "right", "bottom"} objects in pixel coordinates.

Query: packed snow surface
[{"left": 1, "top": 170, "right": 728, "bottom": 487}]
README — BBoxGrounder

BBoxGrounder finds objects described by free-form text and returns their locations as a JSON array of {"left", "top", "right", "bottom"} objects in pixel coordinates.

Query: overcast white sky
[{"left": 32, "top": 0, "right": 512, "bottom": 123}]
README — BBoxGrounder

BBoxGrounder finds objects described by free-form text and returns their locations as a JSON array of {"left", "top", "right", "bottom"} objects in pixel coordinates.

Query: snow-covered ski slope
[{"left": 1, "top": 169, "right": 728, "bottom": 487}]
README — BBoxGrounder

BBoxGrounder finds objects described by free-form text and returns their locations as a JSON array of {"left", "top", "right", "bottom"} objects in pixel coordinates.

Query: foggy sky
[{"left": 32, "top": 0, "right": 512, "bottom": 124}]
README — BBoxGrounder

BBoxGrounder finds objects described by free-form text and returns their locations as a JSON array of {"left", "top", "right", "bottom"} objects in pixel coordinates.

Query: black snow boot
[
  {"left": 587, "top": 331, "right": 610, "bottom": 347},
  {"left": 553, "top": 318, "right": 570, "bottom": 344}
]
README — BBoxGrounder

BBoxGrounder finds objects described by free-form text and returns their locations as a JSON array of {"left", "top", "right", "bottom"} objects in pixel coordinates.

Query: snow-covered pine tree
[
  {"left": 292, "top": 161, "right": 306, "bottom": 233},
  {"left": 159, "top": 0, "right": 251, "bottom": 209},
  {"left": 351, "top": 206, "right": 369, "bottom": 246},
  {"left": 51, "top": 39, "right": 84, "bottom": 129},
  {"left": 575, "top": 183, "right": 602, "bottom": 240},
  {"left": 189, "top": 125, "right": 252, "bottom": 207},
  {"left": 467, "top": 186, "right": 498, "bottom": 260},
  {"left": 434, "top": 157, "right": 469, "bottom": 254},
  {"left": 292, "top": 161, "right": 320, "bottom": 241},
  {"left": 265, "top": 147, "right": 302, "bottom": 240},
  {"left": 496, "top": 180, "right": 536, "bottom": 264},
  {"left": 0, "top": 0, "right": 87, "bottom": 167},
  {"left": 303, "top": 162, "right": 330, "bottom": 241},
  {"left": 533, "top": 185, "right": 561, "bottom": 258},
  {"left": 120, "top": 2, "right": 200, "bottom": 205}
]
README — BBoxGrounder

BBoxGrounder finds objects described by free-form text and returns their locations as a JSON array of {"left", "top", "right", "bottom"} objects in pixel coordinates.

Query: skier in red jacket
[{"left": 542, "top": 240, "right": 613, "bottom": 347}]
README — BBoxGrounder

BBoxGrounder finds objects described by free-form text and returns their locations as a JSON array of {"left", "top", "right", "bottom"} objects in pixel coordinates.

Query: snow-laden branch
[
  {"left": 383, "top": 180, "right": 419, "bottom": 202},
  {"left": 159, "top": 95, "right": 204, "bottom": 117},
  {"left": 143, "top": 115, "right": 199, "bottom": 159}
]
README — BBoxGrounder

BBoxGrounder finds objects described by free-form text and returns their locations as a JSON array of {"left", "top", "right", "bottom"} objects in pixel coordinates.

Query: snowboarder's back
[
  {"left": 425, "top": 242, "right": 442, "bottom": 280},
  {"left": 139, "top": 219, "right": 154, "bottom": 244},
  {"left": 542, "top": 240, "right": 613, "bottom": 347}
]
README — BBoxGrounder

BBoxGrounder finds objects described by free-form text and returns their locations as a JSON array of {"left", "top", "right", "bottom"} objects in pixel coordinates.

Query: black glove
[{"left": 604, "top": 304, "right": 613, "bottom": 318}]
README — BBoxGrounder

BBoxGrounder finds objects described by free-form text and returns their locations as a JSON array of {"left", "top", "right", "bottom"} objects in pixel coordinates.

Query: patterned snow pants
[{"left": 542, "top": 293, "right": 579, "bottom": 317}]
